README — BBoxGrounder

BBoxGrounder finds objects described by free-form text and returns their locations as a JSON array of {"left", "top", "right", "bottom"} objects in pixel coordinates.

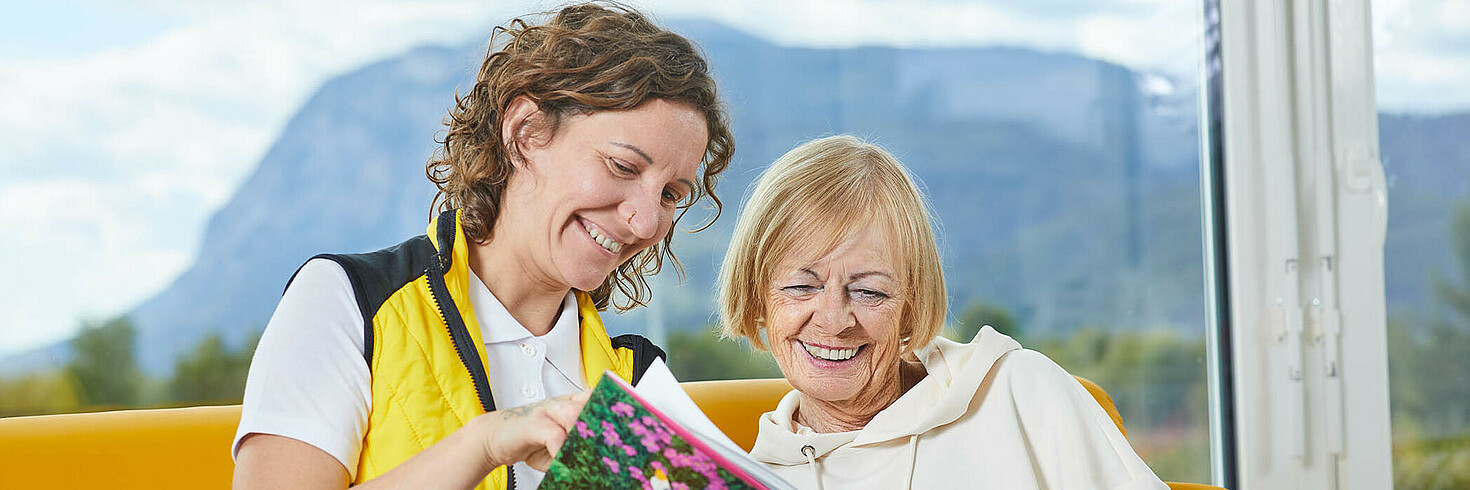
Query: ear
[{"left": 501, "top": 96, "right": 543, "bottom": 169}]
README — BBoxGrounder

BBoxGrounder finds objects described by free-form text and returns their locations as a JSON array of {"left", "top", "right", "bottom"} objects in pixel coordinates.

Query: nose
[
  {"left": 812, "top": 286, "right": 854, "bottom": 333},
  {"left": 619, "top": 192, "right": 661, "bottom": 241}
]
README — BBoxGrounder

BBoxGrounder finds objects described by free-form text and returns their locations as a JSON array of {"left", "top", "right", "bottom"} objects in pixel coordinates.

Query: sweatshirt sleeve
[{"left": 998, "top": 349, "right": 1170, "bottom": 490}]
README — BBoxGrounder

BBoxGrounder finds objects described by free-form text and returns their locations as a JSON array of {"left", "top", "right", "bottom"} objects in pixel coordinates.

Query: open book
[{"left": 539, "top": 360, "right": 796, "bottom": 490}]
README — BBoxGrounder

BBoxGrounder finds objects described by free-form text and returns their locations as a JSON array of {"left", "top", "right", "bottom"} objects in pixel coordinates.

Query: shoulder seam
[{"left": 281, "top": 235, "right": 436, "bottom": 367}]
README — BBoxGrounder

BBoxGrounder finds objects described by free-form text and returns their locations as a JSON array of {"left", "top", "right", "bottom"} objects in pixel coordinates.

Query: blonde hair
[{"left": 717, "top": 135, "right": 946, "bottom": 353}]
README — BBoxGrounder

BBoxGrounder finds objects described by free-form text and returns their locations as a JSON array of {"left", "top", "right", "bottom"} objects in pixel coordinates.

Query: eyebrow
[
  {"left": 848, "top": 271, "right": 893, "bottom": 281},
  {"left": 797, "top": 269, "right": 893, "bottom": 281},
  {"left": 675, "top": 178, "right": 696, "bottom": 194},
  {"left": 611, "top": 141, "right": 653, "bottom": 165},
  {"left": 611, "top": 141, "right": 697, "bottom": 194}
]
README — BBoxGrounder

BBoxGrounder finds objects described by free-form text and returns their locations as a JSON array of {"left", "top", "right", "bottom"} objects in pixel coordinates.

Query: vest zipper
[
  {"left": 424, "top": 260, "right": 515, "bottom": 490},
  {"left": 424, "top": 259, "right": 496, "bottom": 413},
  {"left": 426, "top": 210, "right": 514, "bottom": 489}
]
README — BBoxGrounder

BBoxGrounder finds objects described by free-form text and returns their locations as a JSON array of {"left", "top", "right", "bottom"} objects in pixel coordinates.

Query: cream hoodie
[{"left": 749, "top": 327, "right": 1169, "bottom": 490}]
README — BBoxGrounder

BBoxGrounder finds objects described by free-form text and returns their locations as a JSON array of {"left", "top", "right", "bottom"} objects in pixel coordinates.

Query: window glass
[
  {"left": 1372, "top": 0, "right": 1470, "bottom": 487},
  {"left": 629, "top": 2, "right": 1219, "bottom": 483},
  {"left": 0, "top": 1, "right": 1219, "bottom": 484}
]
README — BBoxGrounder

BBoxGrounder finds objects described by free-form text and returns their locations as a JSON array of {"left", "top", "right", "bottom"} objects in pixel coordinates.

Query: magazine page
[
  {"left": 631, "top": 360, "right": 796, "bottom": 488},
  {"left": 539, "top": 364, "right": 794, "bottom": 490},
  {"left": 631, "top": 360, "right": 745, "bottom": 455}
]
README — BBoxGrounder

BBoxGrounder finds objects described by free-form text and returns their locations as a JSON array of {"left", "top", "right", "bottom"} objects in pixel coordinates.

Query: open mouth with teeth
[
  {"left": 581, "top": 219, "right": 626, "bottom": 255},
  {"left": 798, "top": 340, "right": 864, "bottom": 362}
]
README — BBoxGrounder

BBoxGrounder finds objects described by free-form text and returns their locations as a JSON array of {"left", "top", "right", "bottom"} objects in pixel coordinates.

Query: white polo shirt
[{"left": 233, "top": 258, "right": 586, "bottom": 488}]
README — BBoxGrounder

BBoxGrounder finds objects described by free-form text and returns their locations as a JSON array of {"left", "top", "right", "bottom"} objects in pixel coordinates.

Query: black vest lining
[
  {"left": 612, "top": 334, "right": 668, "bottom": 385},
  {"left": 282, "top": 234, "right": 437, "bottom": 367}
]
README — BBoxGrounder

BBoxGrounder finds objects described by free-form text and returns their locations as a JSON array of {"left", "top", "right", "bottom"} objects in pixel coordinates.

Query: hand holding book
[{"left": 480, "top": 390, "right": 591, "bottom": 472}]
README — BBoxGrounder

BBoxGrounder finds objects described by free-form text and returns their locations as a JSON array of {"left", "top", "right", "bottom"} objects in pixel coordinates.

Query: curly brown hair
[{"left": 426, "top": 2, "right": 734, "bottom": 311}]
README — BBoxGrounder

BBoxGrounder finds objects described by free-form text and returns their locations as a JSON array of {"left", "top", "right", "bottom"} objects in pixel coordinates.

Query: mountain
[
  {"left": 1378, "top": 113, "right": 1470, "bottom": 313},
  {"left": 3, "top": 22, "right": 1462, "bottom": 376},
  {"left": 122, "top": 44, "right": 471, "bottom": 374}
]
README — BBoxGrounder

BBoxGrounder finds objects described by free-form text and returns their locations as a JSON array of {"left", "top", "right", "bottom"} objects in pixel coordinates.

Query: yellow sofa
[{"left": 0, "top": 377, "right": 1223, "bottom": 489}]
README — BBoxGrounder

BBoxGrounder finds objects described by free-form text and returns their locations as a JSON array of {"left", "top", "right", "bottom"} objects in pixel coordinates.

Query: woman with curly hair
[{"left": 232, "top": 4, "right": 733, "bottom": 489}]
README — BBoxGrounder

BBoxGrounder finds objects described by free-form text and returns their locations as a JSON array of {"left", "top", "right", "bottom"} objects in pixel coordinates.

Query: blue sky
[{"left": 0, "top": 0, "right": 1464, "bottom": 355}]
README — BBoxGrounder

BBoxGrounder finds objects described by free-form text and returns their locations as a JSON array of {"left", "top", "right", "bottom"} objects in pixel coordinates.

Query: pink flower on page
[
  {"left": 623, "top": 444, "right": 637, "bottom": 456},
  {"left": 671, "top": 483, "right": 689, "bottom": 490},
  {"left": 640, "top": 435, "right": 661, "bottom": 452},
  {"left": 602, "top": 456, "right": 621, "bottom": 474},
  {"left": 601, "top": 421, "right": 622, "bottom": 446},
  {"left": 664, "top": 450, "right": 689, "bottom": 469},
  {"left": 611, "top": 401, "right": 636, "bottom": 417},
  {"left": 575, "top": 421, "right": 593, "bottom": 438},
  {"left": 650, "top": 461, "right": 667, "bottom": 474}
]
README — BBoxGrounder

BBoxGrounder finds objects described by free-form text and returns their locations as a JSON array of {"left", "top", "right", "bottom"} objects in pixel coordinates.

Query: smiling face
[
  {"left": 498, "top": 98, "right": 708, "bottom": 292},
  {"left": 764, "top": 225, "right": 910, "bottom": 406}
]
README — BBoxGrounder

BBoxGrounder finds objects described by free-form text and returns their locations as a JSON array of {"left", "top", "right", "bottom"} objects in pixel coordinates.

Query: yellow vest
[{"left": 301, "top": 209, "right": 664, "bottom": 489}]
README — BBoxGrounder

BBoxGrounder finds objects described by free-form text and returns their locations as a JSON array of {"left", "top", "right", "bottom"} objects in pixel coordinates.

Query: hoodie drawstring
[
  {"left": 903, "top": 434, "right": 919, "bottom": 489},
  {"left": 801, "top": 445, "right": 824, "bottom": 490}
]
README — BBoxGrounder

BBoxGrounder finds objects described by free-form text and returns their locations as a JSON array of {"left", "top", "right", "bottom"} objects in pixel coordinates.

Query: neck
[
  {"left": 467, "top": 238, "right": 568, "bottom": 336},
  {"left": 794, "top": 359, "right": 926, "bottom": 433}
]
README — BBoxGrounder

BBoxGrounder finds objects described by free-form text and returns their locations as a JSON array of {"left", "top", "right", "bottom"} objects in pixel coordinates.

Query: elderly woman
[{"left": 718, "top": 135, "right": 1167, "bottom": 489}]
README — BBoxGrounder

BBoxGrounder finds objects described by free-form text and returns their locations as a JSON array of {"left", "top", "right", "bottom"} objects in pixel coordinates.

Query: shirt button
[
  {"left": 520, "top": 343, "right": 536, "bottom": 357},
  {"left": 522, "top": 385, "right": 537, "bottom": 398}
]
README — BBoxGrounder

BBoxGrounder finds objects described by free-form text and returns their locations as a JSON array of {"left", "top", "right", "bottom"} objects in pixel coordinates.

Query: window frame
[{"left": 1217, "top": 0, "right": 1393, "bottom": 487}]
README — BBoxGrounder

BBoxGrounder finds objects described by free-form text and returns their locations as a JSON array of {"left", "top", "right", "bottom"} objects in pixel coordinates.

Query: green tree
[
  {"left": 0, "top": 370, "right": 79, "bottom": 417},
  {"left": 66, "top": 316, "right": 142, "bottom": 407},
  {"left": 665, "top": 328, "right": 781, "bottom": 382},
  {"left": 1389, "top": 199, "right": 1470, "bottom": 488},
  {"left": 1032, "top": 327, "right": 1208, "bottom": 484},
  {"left": 1404, "top": 200, "right": 1470, "bottom": 435},
  {"left": 1435, "top": 201, "right": 1470, "bottom": 319},
  {"left": 949, "top": 300, "right": 1022, "bottom": 343},
  {"left": 167, "top": 330, "right": 261, "bottom": 404}
]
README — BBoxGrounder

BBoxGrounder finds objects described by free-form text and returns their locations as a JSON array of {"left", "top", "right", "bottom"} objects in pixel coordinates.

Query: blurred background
[{"left": 0, "top": 0, "right": 1465, "bottom": 486}]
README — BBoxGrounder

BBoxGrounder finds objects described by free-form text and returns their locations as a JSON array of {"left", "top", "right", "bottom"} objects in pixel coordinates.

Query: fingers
[
  {"left": 545, "top": 390, "right": 592, "bottom": 429},
  {"left": 525, "top": 448, "right": 553, "bottom": 472},
  {"left": 479, "top": 391, "right": 592, "bottom": 470},
  {"left": 524, "top": 411, "right": 570, "bottom": 471}
]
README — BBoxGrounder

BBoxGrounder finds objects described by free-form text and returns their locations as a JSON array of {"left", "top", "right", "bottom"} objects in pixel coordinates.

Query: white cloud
[
  {"left": 648, "top": 0, "right": 1203, "bottom": 76},
  {"left": 0, "top": 178, "right": 192, "bottom": 353},
  {"left": 0, "top": 0, "right": 509, "bottom": 355},
  {"left": 1373, "top": 0, "right": 1470, "bottom": 113}
]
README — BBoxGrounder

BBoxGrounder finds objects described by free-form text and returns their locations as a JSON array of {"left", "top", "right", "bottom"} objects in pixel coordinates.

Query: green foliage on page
[{"left": 541, "top": 374, "right": 756, "bottom": 490}]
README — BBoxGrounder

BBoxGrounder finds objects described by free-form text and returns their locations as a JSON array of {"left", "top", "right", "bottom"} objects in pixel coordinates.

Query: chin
[
  {"left": 798, "top": 383, "right": 861, "bottom": 405},
  {"left": 789, "top": 372, "right": 862, "bottom": 404},
  {"left": 550, "top": 250, "right": 619, "bottom": 291},
  {"left": 564, "top": 269, "right": 613, "bottom": 292}
]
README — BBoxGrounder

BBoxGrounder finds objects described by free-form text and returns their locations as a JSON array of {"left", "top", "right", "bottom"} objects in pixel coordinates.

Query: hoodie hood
[{"left": 750, "top": 326, "right": 1022, "bottom": 464}]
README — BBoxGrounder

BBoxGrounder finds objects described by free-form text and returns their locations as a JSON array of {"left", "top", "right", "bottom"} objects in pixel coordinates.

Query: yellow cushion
[
  {"left": 0, "top": 405, "right": 240, "bottom": 489},
  {"left": 683, "top": 378, "right": 795, "bottom": 451},
  {"left": 1074, "top": 375, "right": 1127, "bottom": 438}
]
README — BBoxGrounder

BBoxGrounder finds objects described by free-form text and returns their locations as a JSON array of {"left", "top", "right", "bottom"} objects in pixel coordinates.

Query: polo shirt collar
[{"left": 467, "top": 272, "right": 583, "bottom": 372}]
